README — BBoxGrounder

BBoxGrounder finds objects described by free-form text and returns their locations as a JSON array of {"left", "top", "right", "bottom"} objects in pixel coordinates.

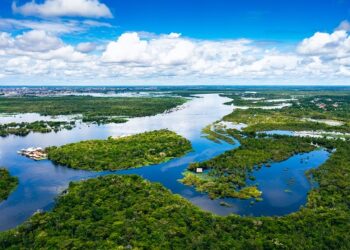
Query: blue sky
[
  {"left": 107, "top": 0, "right": 349, "bottom": 40},
  {"left": 0, "top": 0, "right": 350, "bottom": 85},
  {"left": 2, "top": 0, "right": 349, "bottom": 41}
]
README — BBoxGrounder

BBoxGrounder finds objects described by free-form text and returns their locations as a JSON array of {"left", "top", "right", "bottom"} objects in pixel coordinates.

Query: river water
[{"left": 0, "top": 94, "right": 329, "bottom": 231}]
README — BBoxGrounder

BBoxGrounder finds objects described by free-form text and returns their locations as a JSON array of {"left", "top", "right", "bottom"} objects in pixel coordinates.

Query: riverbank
[{"left": 0, "top": 168, "right": 18, "bottom": 202}]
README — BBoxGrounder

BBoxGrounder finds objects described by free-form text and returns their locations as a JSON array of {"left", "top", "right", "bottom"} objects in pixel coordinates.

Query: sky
[{"left": 0, "top": 0, "right": 350, "bottom": 85}]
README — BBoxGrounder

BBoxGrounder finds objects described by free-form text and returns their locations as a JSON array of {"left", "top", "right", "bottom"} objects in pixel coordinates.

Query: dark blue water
[
  {"left": 0, "top": 94, "right": 330, "bottom": 231},
  {"left": 219, "top": 149, "right": 329, "bottom": 216}
]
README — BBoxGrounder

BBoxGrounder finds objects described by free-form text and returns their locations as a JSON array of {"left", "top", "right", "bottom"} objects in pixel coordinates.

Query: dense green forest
[
  {"left": 0, "top": 121, "right": 75, "bottom": 137},
  {"left": 46, "top": 129, "right": 192, "bottom": 171},
  {"left": 0, "top": 168, "right": 18, "bottom": 202},
  {"left": 181, "top": 137, "right": 315, "bottom": 199},
  {"left": 0, "top": 96, "right": 187, "bottom": 123},
  {"left": 1, "top": 153, "right": 349, "bottom": 250}
]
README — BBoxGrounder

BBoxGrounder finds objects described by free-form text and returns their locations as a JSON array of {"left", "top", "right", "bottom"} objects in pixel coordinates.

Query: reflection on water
[{"left": 0, "top": 94, "right": 330, "bottom": 231}]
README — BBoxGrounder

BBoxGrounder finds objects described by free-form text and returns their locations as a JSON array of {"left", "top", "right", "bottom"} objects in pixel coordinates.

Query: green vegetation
[
  {"left": 0, "top": 168, "right": 18, "bottom": 202},
  {"left": 0, "top": 121, "right": 75, "bottom": 137},
  {"left": 81, "top": 115, "right": 127, "bottom": 125},
  {"left": 223, "top": 92, "right": 350, "bottom": 133},
  {"left": 201, "top": 125, "right": 235, "bottom": 144},
  {"left": 306, "top": 139, "right": 350, "bottom": 211},
  {"left": 46, "top": 129, "right": 192, "bottom": 171},
  {"left": 189, "top": 90, "right": 350, "bottom": 201},
  {"left": 223, "top": 94, "right": 294, "bottom": 107},
  {"left": 0, "top": 96, "right": 187, "bottom": 123},
  {"left": 1, "top": 89, "right": 350, "bottom": 249},
  {"left": 1, "top": 161, "right": 349, "bottom": 249},
  {"left": 181, "top": 137, "right": 315, "bottom": 199}
]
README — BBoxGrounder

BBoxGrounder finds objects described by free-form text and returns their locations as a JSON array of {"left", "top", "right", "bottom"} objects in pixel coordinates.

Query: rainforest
[{"left": 0, "top": 87, "right": 349, "bottom": 249}]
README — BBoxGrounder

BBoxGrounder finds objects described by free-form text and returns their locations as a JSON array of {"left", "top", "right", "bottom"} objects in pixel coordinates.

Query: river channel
[{"left": 0, "top": 94, "right": 329, "bottom": 231}]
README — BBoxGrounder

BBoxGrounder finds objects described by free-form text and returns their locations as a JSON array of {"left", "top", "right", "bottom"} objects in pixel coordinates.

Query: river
[{"left": 0, "top": 94, "right": 329, "bottom": 231}]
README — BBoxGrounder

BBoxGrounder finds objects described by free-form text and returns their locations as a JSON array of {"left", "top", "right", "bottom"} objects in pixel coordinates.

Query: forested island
[
  {"left": 46, "top": 130, "right": 192, "bottom": 171},
  {"left": 0, "top": 121, "right": 75, "bottom": 137},
  {"left": 0, "top": 96, "right": 187, "bottom": 124},
  {"left": 181, "top": 136, "right": 316, "bottom": 199},
  {"left": 0, "top": 168, "right": 18, "bottom": 202}
]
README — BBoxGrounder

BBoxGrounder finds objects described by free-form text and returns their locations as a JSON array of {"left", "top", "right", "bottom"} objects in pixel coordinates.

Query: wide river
[{"left": 0, "top": 94, "right": 329, "bottom": 231}]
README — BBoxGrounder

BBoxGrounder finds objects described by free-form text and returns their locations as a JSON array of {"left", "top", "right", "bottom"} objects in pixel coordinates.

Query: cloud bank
[{"left": 1, "top": 22, "right": 350, "bottom": 85}]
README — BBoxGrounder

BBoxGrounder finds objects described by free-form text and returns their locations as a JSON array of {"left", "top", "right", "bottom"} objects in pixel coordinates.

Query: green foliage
[
  {"left": 201, "top": 125, "right": 235, "bottom": 144},
  {"left": 182, "top": 137, "right": 315, "bottom": 199},
  {"left": 81, "top": 115, "right": 127, "bottom": 124},
  {"left": 46, "top": 130, "right": 192, "bottom": 171},
  {"left": 0, "top": 121, "right": 75, "bottom": 137},
  {"left": 0, "top": 168, "right": 18, "bottom": 202},
  {"left": 306, "top": 140, "right": 350, "bottom": 211},
  {"left": 1, "top": 90, "right": 350, "bottom": 249},
  {"left": 0, "top": 96, "right": 187, "bottom": 123},
  {"left": 223, "top": 93, "right": 350, "bottom": 133},
  {"left": 1, "top": 174, "right": 349, "bottom": 249}
]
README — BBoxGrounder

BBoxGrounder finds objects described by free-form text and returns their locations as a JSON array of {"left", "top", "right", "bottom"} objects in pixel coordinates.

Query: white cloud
[
  {"left": 76, "top": 42, "right": 96, "bottom": 53},
  {"left": 0, "top": 30, "right": 87, "bottom": 62},
  {"left": 0, "top": 18, "right": 112, "bottom": 34},
  {"left": 1, "top": 27, "right": 350, "bottom": 84},
  {"left": 13, "top": 0, "right": 113, "bottom": 18},
  {"left": 0, "top": 32, "right": 14, "bottom": 48},
  {"left": 40, "top": 46, "right": 88, "bottom": 62},
  {"left": 336, "top": 20, "right": 350, "bottom": 32},
  {"left": 16, "top": 30, "right": 62, "bottom": 52},
  {"left": 101, "top": 32, "right": 297, "bottom": 78},
  {"left": 102, "top": 33, "right": 149, "bottom": 63},
  {"left": 296, "top": 28, "right": 350, "bottom": 79},
  {"left": 297, "top": 30, "right": 350, "bottom": 57}
]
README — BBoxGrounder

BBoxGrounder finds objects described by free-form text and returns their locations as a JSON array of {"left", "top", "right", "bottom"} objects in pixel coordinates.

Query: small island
[
  {"left": 0, "top": 168, "right": 18, "bottom": 202},
  {"left": 0, "top": 121, "right": 75, "bottom": 137},
  {"left": 46, "top": 129, "right": 192, "bottom": 171},
  {"left": 180, "top": 136, "right": 316, "bottom": 199}
]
